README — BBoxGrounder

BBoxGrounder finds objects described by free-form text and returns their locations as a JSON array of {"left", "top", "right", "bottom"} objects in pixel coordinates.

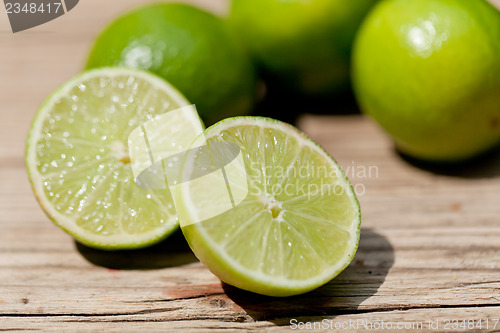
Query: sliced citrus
[
  {"left": 177, "top": 117, "right": 361, "bottom": 296},
  {"left": 25, "top": 68, "right": 201, "bottom": 249}
]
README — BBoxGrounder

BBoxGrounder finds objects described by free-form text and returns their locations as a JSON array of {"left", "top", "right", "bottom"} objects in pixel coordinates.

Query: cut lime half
[
  {"left": 178, "top": 117, "right": 361, "bottom": 296},
  {"left": 26, "top": 68, "right": 201, "bottom": 250}
]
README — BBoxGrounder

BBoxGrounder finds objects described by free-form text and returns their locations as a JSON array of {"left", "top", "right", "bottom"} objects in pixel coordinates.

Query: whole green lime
[
  {"left": 86, "top": 3, "right": 257, "bottom": 125},
  {"left": 353, "top": 0, "right": 500, "bottom": 161},
  {"left": 230, "top": 0, "right": 377, "bottom": 96}
]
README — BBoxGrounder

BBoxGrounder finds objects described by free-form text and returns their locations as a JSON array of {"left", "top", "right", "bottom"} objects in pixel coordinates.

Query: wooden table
[{"left": 2, "top": 0, "right": 500, "bottom": 331}]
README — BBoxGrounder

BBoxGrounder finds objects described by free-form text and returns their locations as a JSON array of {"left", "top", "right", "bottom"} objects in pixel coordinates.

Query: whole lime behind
[
  {"left": 353, "top": 0, "right": 500, "bottom": 161},
  {"left": 230, "top": 0, "right": 377, "bottom": 96},
  {"left": 86, "top": 3, "right": 257, "bottom": 125}
]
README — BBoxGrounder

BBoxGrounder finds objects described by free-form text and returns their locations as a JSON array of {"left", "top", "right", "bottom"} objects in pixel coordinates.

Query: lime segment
[
  {"left": 178, "top": 117, "right": 361, "bottom": 296},
  {"left": 26, "top": 68, "right": 197, "bottom": 249}
]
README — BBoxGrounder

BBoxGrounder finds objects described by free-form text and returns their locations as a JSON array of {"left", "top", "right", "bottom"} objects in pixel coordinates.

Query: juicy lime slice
[
  {"left": 177, "top": 117, "right": 361, "bottom": 296},
  {"left": 26, "top": 68, "right": 200, "bottom": 249}
]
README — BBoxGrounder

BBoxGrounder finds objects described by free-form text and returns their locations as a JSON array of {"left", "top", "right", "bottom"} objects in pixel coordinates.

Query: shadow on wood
[
  {"left": 75, "top": 229, "right": 198, "bottom": 269},
  {"left": 397, "top": 145, "right": 500, "bottom": 179},
  {"left": 253, "top": 84, "right": 360, "bottom": 126},
  {"left": 222, "top": 228, "right": 394, "bottom": 323}
]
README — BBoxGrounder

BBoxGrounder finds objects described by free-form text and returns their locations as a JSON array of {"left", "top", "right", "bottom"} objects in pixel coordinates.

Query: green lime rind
[
  {"left": 230, "top": 0, "right": 377, "bottom": 96},
  {"left": 352, "top": 0, "right": 500, "bottom": 162},
  {"left": 86, "top": 3, "right": 257, "bottom": 125}
]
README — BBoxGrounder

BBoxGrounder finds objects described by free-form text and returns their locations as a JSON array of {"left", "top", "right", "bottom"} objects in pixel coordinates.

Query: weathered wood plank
[
  {"left": 2, "top": 116, "right": 500, "bottom": 330},
  {"left": 2, "top": 0, "right": 500, "bottom": 331},
  {"left": 2, "top": 306, "right": 500, "bottom": 332}
]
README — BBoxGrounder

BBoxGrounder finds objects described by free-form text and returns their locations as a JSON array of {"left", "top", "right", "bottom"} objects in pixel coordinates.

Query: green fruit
[
  {"left": 230, "top": 0, "right": 377, "bottom": 96},
  {"left": 177, "top": 117, "right": 361, "bottom": 296},
  {"left": 26, "top": 68, "right": 203, "bottom": 250},
  {"left": 353, "top": 0, "right": 500, "bottom": 161},
  {"left": 86, "top": 3, "right": 257, "bottom": 125}
]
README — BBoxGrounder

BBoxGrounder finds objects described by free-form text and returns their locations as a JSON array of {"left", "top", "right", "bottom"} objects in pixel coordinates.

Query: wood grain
[{"left": 2, "top": 0, "right": 500, "bottom": 331}]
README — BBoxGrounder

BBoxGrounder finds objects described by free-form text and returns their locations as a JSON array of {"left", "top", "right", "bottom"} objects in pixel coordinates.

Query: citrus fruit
[
  {"left": 230, "top": 0, "right": 377, "bottom": 96},
  {"left": 25, "top": 67, "right": 202, "bottom": 250},
  {"left": 352, "top": 0, "right": 500, "bottom": 161},
  {"left": 86, "top": 3, "right": 257, "bottom": 125},
  {"left": 176, "top": 117, "right": 361, "bottom": 296}
]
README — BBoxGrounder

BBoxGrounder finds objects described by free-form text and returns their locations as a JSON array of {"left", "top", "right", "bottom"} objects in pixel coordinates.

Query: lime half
[
  {"left": 26, "top": 68, "right": 199, "bottom": 250},
  {"left": 178, "top": 117, "right": 361, "bottom": 296}
]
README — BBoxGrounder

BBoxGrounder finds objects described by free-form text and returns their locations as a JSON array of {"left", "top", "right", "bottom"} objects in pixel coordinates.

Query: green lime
[
  {"left": 176, "top": 117, "right": 361, "bottom": 296},
  {"left": 230, "top": 0, "right": 377, "bottom": 96},
  {"left": 353, "top": 0, "right": 500, "bottom": 161},
  {"left": 86, "top": 3, "right": 257, "bottom": 125},
  {"left": 25, "top": 68, "right": 203, "bottom": 250}
]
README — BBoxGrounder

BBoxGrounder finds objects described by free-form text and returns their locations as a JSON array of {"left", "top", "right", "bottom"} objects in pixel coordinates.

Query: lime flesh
[
  {"left": 177, "top": 117, "right": 361, "bottom": 296},
  {"left": 26, "top": 68, "right": 197, "bottom": 249}
]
